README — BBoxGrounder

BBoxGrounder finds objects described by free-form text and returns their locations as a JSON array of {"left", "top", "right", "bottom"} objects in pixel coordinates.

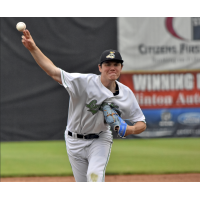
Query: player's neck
[{"left": 101, "top": 77, "right": 116, "bottom": 93}]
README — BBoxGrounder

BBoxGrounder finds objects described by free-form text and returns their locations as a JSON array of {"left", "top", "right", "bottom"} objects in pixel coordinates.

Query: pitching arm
[{"left": 21, "top": 30, "right": 61, "bottom": 84}]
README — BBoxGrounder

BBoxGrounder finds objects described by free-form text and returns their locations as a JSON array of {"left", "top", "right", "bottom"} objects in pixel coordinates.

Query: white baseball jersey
[{"left": 60, "top": 69, "right": 145, "bottom": 135}]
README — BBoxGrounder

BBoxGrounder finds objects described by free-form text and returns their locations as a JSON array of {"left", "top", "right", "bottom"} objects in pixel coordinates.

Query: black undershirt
[{"left": 113, "top": 82, "right": 119, "bottom": 96}]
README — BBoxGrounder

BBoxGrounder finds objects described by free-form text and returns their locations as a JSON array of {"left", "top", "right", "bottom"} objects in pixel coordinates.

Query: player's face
[{"left": 98, "top": 61, "right": 123, "bottom": 81}]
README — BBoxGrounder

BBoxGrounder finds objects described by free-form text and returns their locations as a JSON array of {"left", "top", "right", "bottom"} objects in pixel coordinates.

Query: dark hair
[{"left": 99, "top": 60, "right": 123, "bottom": 67}]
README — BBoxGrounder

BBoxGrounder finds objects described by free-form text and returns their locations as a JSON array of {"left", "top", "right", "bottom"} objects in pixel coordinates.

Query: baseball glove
[{"left": 102, "top": 104, "right": 127, "bottom": 138}]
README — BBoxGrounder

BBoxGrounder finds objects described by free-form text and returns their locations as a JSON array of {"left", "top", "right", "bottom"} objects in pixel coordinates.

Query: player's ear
[{"left": 98, "top": 64, "right": 102, "bottom": 73}]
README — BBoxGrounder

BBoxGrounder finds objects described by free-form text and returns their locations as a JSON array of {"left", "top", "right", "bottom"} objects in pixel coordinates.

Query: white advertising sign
[{"left": 118, "top": 17, "right": 200, "bottom": 72}]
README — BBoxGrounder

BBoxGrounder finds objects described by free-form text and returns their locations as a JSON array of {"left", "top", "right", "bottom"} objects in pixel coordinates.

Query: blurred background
[
  {"left": 1, "top": 17, "right": 200, "bottom": 141},
  {"left": 1, "top": 17, "right": 118, "bottom": 141},
  {"left": 1, "top": 17, "right": 200, "bottom": 179}
]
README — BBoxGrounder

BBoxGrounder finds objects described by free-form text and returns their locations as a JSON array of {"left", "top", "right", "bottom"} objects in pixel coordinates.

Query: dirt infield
[{"left": 1, "top": 173, "right": 200, "bottom": 182}]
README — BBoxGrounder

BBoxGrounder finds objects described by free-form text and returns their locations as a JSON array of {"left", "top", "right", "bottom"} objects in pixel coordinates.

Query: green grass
[
  {"left": 1, "top": 140, "right": 71, "bottom": 177},
  {"left": 1, "top": 138, "right": 200, "bottom": 177},
  {"left": 107, "top": 138, "right": 200, "bottom": 174}
]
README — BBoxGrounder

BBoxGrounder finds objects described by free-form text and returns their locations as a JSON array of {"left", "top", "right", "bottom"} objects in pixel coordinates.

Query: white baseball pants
[{"left": 65, "top": 131, "right": 113, "bottom": 182}]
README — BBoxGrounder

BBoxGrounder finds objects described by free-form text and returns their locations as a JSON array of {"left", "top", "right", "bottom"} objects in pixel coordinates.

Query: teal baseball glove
[{"left": 102, "top": 104, "right": 127, "bottom": 138}]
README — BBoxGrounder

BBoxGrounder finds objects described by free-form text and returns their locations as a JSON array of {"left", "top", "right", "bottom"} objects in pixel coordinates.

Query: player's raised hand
[{"left": 21, "top": 30, "right": 36, "bottom": 51}]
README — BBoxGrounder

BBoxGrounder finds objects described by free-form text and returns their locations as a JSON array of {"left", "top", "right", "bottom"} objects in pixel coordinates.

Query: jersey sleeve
[
  {"left": 127, "top": 90, "right": 146, "bottom": 124},
  {"left": 60, "top": 69, "right": 87, "bottom": 95}
]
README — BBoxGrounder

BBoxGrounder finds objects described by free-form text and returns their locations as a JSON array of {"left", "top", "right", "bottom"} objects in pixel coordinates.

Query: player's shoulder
[
  {"left": 117, "top": 80, "right": 133, "bottom": 92},
  {"left": 71, "top": 73, "right": 96, "bottom": 78},
  {"left": 78, "top": 73, "right": 99, "bottom": 82},
  {"left": 61, "top": 69, "right": 97, "bottom": 79}
]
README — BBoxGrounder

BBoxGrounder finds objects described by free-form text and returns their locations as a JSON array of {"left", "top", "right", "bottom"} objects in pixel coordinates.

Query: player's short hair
[{"left": 99, "top": 60, "right": 123, "bottom": 67}]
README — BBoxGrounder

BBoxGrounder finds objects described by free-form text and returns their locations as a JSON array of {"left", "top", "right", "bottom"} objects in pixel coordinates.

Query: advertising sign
[{"left": 118, "top": 17, "right": 200, "bottom": 138}]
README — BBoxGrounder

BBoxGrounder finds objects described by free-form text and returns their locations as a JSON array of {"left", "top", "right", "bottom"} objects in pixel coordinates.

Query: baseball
[{"left": 16, "top": 22, "right": 26, "bottom": 32}]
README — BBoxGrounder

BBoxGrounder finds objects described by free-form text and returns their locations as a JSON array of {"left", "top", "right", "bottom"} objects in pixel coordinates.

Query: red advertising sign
[
  {"left": 120, "top": 71, "right": 200, "bottom": 109},
  {"left": 118, "top": 18, "right": 200, "bottom": 138}
]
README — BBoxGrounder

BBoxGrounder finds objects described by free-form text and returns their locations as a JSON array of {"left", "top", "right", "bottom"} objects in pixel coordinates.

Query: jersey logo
[
  {"left": 86, "top": 100, "right": 101, "bottom": 115},
  {"left": 106, "top": 51, "right": 115, "bottom": 59}
]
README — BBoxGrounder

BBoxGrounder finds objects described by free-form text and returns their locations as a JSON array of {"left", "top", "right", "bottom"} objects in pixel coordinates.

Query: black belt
[{"left": 68, "top": 131, "right": 99, "bottom": 139}]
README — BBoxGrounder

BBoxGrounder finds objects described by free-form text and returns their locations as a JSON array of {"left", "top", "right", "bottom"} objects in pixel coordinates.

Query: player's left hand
[{"left": 102, "top": 104, "right": 127, "bottom": 138}]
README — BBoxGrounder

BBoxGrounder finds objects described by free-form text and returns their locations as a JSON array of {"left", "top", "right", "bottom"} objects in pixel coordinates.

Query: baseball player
[{"left": 21, "top": 30, "right": 146, "bottom": 182}]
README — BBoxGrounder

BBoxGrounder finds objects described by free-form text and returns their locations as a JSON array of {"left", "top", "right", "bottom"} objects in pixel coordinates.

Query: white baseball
[{"left": 16, "top": 22, "right": 26, "bottom": 32}]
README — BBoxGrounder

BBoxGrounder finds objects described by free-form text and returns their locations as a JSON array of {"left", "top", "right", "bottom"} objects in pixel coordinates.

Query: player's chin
[
  {"left": 108, "top": 74, "right": 119, "bottom": 80},
  {"left": 109, "top": 77, "right": 117, "bottom": 81}
]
